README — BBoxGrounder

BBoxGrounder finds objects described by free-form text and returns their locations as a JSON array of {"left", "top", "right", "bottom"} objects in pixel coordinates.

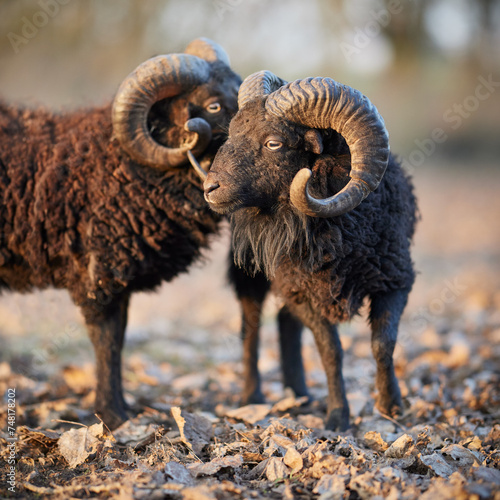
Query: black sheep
[
  {"left": 204, "top": 71, "right": 417, "bottom": 430},
  {"left": 0, "top": 38, "right": 241, "bottom": 429}
]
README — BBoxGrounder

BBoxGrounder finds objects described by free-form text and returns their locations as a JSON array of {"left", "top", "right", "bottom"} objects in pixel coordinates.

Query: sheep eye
[
  {"left": 265, "top": 140, "right": 283, "bottom": 151},
  {"left": 206, "top": 102, "right": 221, "bottom": 114}
]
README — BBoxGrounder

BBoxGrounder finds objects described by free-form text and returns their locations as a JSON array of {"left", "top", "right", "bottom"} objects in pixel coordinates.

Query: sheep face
[
  {"left": 204, "top": 98, "right": 320, "bottom": 213},
  {"left": 149, "top": 64, "right": 241, "bottom": 154}
]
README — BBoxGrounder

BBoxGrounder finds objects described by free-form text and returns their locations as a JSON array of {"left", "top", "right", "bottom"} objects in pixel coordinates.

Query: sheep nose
[{"left": 203, "top": 174, "right": 220, "bottom": 194}]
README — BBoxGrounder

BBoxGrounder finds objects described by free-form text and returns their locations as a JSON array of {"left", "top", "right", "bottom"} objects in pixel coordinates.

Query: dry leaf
[
  {"left": 265, "top": 457, "right": 290, "bottom": 481},
  {"left": 441, "top": 444, "right": 480, "bottom": 467},
  {"left": 188, "top": 461, "right": 221, "bottom": 477},
  {"left": 271, "top": 396, "right": 309, "bottom": 413},
  {"left": 57, "top": 423, "right": 104, "bottom": 468},
  {"left": 385, "top": 434, "right": 414, "bottom": 458},
  {"left": 420, "top": 453, "right": 456, "bottom": 478},
  {"left": 188, "top": 455, "right": 243, "bottom": 477},
  {"left": 312, "top": 474, "right": 346, "bottom": 498},
  {"left": 297, "top": 414, "right": 325, "bottom": 429},
  {"left": 265, "top": 433, "right": 295, "bottom": 456},
  {"left": 225, "top": 404, "right": 271, "bottom": 425},
  {"left": 350, "top": 471, "right": 382, "bottom": 498},
  {"left": 112, "top": 421, "right": 158, "bottom": 445},
  {"left": 364, "top": 431, "right": 388, "bottom": 452},
  {"left": 283, "top": 447, "right": 303, "bottom": 473},
  {"left": 164, "top": 461, "right": 194, "bottom": 485},
  {"left": 419, "top": 473, "right": 467, "bottom": 500},
  {"left": 472, "top": 466, "right": 500, "bottom": 485},
  {"left": 171, "top": 407, "right": 213, "bottom": 455},
  {"left": 182, "top": 485, "right": 217, "bottom": 500},
  {"left": 214, "top": 455, "right": 243, "bottom": 468}
]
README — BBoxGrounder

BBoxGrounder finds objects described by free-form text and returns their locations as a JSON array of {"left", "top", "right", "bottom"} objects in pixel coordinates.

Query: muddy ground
[{"left": 1, "top": 166, "right": 499, "bottom": 499}]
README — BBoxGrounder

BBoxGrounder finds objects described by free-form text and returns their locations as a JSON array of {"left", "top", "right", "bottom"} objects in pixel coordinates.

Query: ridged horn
[
  {"left": 184, "top": 37, "right": 230, "bottom": 66},
  {"left": 266, "top": 77, "right": 390, "bottom": 217},
  {"left": 238, "top": 70, "right": 287, "bottom": 109},
  {"left": 112, "top": 53, "right": 212, "bottom": 170}
]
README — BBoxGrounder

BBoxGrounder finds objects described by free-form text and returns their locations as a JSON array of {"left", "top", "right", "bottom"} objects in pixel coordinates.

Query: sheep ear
[{"left": 304, "top": 129, "right": 323, "bottom": 154}]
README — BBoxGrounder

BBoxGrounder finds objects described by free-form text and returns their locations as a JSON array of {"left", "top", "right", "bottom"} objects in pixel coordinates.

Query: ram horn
[
  {"left": 238, "top": 70, "right": 288, "bottom": 109},
  {"left": 184, "top": 37, "right": 231, "bottom": 66},
  {"left": 112, "top": 54, "right": 212, "bottom": 170},
  {"left": 266, "top": 77, "right": 390, "bottom": 217}
]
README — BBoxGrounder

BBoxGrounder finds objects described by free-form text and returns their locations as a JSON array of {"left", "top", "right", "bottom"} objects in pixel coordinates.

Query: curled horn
[
  {"left": 266, "top": 77, "right": 390, "bottom": 217},
  {"left": 184, "top": 37, "right": 231, "bottom": 66},
  {"left": 182, "top": 38, "right": 235, "bottom": 179},
  {"left": 238, "top": 70, "right": 288, "bottom": 109},
  {"left": 112, "top": 54, "right": 212, "bottom": 170}
]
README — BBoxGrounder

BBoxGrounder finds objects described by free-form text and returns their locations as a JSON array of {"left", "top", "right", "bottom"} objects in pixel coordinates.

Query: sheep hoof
[
  {"left": 325, "top": 407, "right": 350, "bottom": 432},
  {"left": 375, "top": 394, "right": 403, "bottom": 419},
  {"left": 240, "top": 391, "right": 266, "bottom": 406},
  {"left": 96, "top": 407, "right": 129, "bottom": 430}
]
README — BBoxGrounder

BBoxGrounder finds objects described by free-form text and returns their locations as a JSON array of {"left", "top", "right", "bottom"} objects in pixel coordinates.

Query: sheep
[
  {"left": 203, "top": 71, "right": 418, "bottom": 430},
  {"left": 0, "top": 38, "right": 242, "bottom": 429}
]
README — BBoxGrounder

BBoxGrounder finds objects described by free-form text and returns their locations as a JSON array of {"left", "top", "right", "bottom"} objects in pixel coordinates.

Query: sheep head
[
  {"left": 112, "top": 38, "right": 240, "bottom": 172},
  {"left": 204, "top": 70, "right": 389, "bottom": 217}
]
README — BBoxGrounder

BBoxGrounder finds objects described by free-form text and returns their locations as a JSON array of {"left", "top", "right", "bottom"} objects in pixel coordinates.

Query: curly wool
[
  {"left": 230, "top": 153, "right": 417, "bottom": 323},
  {"left": 0, "top": 101, "right": 220, "bottom": 314}
]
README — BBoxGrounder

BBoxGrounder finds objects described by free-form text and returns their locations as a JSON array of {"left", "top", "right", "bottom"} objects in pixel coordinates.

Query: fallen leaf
[
  {"left": 420, "top": 452, "right": 456, "bottom": 478},
  {"left": 350, "top": 471, "right": 382, "bottom": 498},
  {"left": 297, "top": 414, "right": 324, "bottom": 429},
  {"left": 283, "top": 447, "right": 303, "bottom": 473},
  {"left": 57, "top": 423, "right": 104, "bottom": 468},
  {"left": 171, "top": 407, "right": 213, "bottom": 455},
  {"left": 364, "top": 431, "right": 388, "bottom": 452},
  {"left": 265, "top": 433, "right": 295, "bottom": 456},
  {"left": 385, "top": 434, "right": 414, "bottom": 458},
  {"left": 265, "top": 457, "right": 290, "bottom": 481},
  {"left": 441, "top": 444, "right": 480, "bottom": 468},
  {"left": 225, "top": 404, "right": 271, "bottom": 425},
  {"left": 188, "top": 461, "right": 221, "bottom": 477},
  {"left": 313, "top": 474, "right": 346, "bottom": 498},
  {"left": 112, "top": 420, "right": 158, "bottom": 445},
  {"left": 188, "top": 455, "right": 243, "bottom": 477},
  {"left": 472, "top": 466, "right": 500, "bottom": 485},
  {"left": 271, "top": 396, "right": 309, "bottom": 413},
  {"left": 182, "top": 485, "right": 217, "bottom": 500},
  {"left": 164, "top": 461, "right": 194, "bottom": 485}
]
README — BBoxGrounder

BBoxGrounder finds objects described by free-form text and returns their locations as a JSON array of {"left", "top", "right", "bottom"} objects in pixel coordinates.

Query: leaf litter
[{"left": 1, "top": 176, "right": 500, "bottom": 498}]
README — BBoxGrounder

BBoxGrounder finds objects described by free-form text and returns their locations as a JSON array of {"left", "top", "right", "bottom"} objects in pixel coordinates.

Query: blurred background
[{"left": 0, "top": 1, "right": 499, "bottom": 408}]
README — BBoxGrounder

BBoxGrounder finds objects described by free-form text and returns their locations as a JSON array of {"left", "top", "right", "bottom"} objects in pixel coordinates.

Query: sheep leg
[
  {"left": 369, "top": 288, "right": 409, "bottom": 418},
  {"left": 228, "top": 257, "right": 270, "bottom": 405},
  {"left": 278, "top": 306, "right": 309, "bottom": 400},
  {"left": 313, "top": 322, "right": 349, "bottom": 431},
  {"left": 83, "top": 296, "right": 129, "bottom": 429},
  {"left": 240, "top": 294, "right": 266, "bottom": 404},
  {"left": 292, "top": 303, "right": 349, "bottom": 430}
]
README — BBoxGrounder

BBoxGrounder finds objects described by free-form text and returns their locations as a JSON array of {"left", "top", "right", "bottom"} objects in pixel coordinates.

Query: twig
[
  {"left": 94, "top": 413, "right": 114, "bottom": 437},
  {"left": 51, "top": 419, "right": 88, "bottom": 428},
  {"left": 379, "top": 412, "right": 408, "bottom": 431}
]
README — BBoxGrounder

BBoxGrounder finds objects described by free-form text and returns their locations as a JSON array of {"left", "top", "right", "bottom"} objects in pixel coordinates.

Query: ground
[{"left": 0, "top": 166, "right": 499, "bottom": 499}]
